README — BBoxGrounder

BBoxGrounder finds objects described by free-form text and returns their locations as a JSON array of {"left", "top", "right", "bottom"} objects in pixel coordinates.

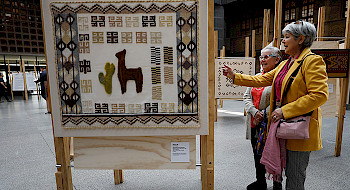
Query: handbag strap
[
  {"left": 280, "top": 53, "right": 315, "bottom": 116},
  {"left": 282, "top": 53, "right": 315, "bottom": 99}
]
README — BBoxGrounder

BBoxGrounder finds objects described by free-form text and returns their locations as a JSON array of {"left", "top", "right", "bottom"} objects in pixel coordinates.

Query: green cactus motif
[{"left": 98, "top": 62, "right": 115, "bottom": 94}]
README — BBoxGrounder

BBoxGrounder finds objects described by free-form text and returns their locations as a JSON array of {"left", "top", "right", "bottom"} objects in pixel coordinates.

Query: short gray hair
[
  {"left": 261, "top": 46, "right": 281, "bottom": 59},
  {"left": 282, "top": 20, "right": 316, "bottom": 47}
]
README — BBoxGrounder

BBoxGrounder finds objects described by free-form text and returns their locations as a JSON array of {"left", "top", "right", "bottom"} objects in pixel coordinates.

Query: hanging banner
[
  {"left": 215, "top": 58, "right": 255, "bottom": 99},
  {"left": 42, "top": 0, "right": 208, "bottom": 137}
]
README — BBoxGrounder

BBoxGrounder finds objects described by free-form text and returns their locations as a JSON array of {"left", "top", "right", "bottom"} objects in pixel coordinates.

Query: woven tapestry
[
  {"left": 44, "top": 0, "right": 208, "bottom": 136},
  {"left": 281, "top": 49, "right": 350, "bottom": 78}
]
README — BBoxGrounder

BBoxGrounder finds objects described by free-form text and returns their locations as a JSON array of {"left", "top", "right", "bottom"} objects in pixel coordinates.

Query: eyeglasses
[
  {"left": 259, "top": 55, "right": 277, "bottom": 61},
  {"left": 294, "top": 20, "right": 304, "bottom": 25}
]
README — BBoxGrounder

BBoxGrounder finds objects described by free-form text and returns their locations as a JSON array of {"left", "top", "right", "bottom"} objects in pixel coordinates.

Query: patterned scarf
[
  {"left": 260, "top": 120, "right": 287, "bottom": 182},
  {"left": 255, "top": 110, "right": 267, "bottom": 156}
]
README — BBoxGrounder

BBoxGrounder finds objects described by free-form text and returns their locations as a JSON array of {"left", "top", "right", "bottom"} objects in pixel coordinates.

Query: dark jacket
[{"left": 37, "top": 70, "right": 47, "bottom": 99}]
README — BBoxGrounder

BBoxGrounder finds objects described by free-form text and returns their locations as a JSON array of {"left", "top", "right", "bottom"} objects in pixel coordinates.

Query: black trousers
[
  {"left": 0, "top": 89, "right": 10, "bottom": 101},
  {"left": 251, "top": 128, "right": 266, "bottom": 182}
]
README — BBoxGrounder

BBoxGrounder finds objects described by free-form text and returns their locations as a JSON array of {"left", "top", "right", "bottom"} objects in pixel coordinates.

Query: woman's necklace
[{"left": 254, "top": 87, "right": 265, "bottom": 91}]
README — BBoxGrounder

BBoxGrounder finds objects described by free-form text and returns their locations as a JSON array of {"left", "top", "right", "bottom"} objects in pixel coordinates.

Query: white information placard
[
  {"left": 171, "top": 142, "right": 190, "bottom": 163},
  {"left": 12, "top": 73, "right": 24, "bottom": 91},
  {"left": 215, "top": 58, "right": 255, "bottom": 99},
  {"left": 25, "top": 72, "right": 37, "bottom": 91}
]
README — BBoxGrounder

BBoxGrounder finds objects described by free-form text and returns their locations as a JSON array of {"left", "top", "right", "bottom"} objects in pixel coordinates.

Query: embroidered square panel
[
  {"left": 215, "top": 58, "right": 255, "bottom": 99},
  {"left": 44, "top": 0, "right": 208, "bottom": 137}
]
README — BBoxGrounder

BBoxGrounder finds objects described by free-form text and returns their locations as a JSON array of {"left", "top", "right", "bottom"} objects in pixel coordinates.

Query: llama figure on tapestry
[{"left": 115, "top": 49, "right": 143, "bottom": 94}]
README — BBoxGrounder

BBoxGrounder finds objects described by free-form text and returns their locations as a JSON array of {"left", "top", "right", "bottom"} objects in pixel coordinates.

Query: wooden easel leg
[
  {"left": 273, "top": 0, "right": 282, "bottom": 48},
  {"left": 69, "top": 137, "right": 74, "bottom": 161},
  {"left": 200, "top": 135, "right": 214, "bottom": 190},
  {"left": 119, "top": 170, "right": 124, "bottom": 183},
  {"left": 219, "top": 99, "right": 223, "bottom": 108},
  {"left": 114, "top": 170, "right": 124, "bottom": 184},
  {"left": 54, "top": 137, "right": 73, "bottom": 190},
  {"left": 335, "top": 78, "right": 349, "bottom": 156},
  {"left": 200, "top": 135, "right": 208, "bottom": 189},
  {"left": 55, "top": 172, "right": 63, "bottom": 189},
  {"left": 263, "top": 9, "right": 270, "bottom": 48},
  {"left": 21, "top": 61, "right": 28, "bottom": 101},
  {"left": 336, "top": 0, "right": 350, "bottom": 157},
  {"left": 201, "top": 0, "right": 214, "bottom": 188},
  {"left": 47, "top": 97, "right": 51, "bottom": 112}
]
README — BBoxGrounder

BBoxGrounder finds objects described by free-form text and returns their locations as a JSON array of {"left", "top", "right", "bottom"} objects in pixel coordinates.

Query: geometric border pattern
[
  {"left": 176, "top": 10, "right": 198, "bottom": 113},
  {"left": 62, "top": 114, "right": 199, "bottom": 126},
  {"left": 51, "top": 3, "right": 197, "bottom": 14},
  {"left": 54, "top": 13, "right": 82, "bottom": 114}
]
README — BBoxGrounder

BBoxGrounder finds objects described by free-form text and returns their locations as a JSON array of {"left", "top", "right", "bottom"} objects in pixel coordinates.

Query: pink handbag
[{"left": 276, "top": 116, "right": 310, "bottom": 139}]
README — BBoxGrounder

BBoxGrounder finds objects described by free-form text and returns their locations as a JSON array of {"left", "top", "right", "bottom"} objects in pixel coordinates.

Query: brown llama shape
[{"left": 115, "top": 49, "right": 143, "bottom": 94}]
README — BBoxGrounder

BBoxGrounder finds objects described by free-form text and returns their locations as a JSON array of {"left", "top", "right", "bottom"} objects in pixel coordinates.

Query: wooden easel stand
[
  {"left": 20, "top": 61, "right": 28, "bottom": 101},
  {"left": 33, "top": 61, "right": 40, "bottom": 100},
  {"left": 54, "top": 137, "right": 73, "bottom": 190},
  {"left": 263, "top": 9, "right": 270, "bottom": 48},
  {"left": 114, "top": 170, "right": 124, "bottom": 184},
  {"left": 214, "top": 30, "right": 219, "bottom": 122},
  {"left": 7, "top": 60, "right": 14, "bottom": 100},
  {"left": 201, "top": 0, "right": 215, "bottom": 188},
  {"left": 335, "top": 1, "right": 350, "bottom": 156},
  {"left": 273, "top": 0, "right": 282, "bottom": 47}
]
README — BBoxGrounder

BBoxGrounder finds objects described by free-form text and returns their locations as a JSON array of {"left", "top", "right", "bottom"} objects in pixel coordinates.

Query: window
[
  {"left": 301, "top": 0, "right": 315, "bottom": 24},
  {"left": 284, "top": 1, "right": 297, "bottom": 26},
  {"left": 345, "top": 0, "right": 348, "bottom": 18},
  {"left": 283, "top": 0, "right": 315, "bottom": 26},
  {"left": 253, "top": 16, "right": 263, "bottom": 33},
  {"left": 240, "top": 14, "right": 263, "bottom": 36},
  {"left": 241, "top": 18, "right": 250, "bottom": 36}
]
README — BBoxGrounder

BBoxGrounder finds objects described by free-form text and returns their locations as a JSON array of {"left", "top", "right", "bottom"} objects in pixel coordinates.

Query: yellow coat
[{"left": 234, "top": 48, "right": 329, "bottom": 151}]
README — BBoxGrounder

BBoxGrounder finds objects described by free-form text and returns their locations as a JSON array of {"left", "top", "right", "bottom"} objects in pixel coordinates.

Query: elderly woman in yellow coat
[{"left": 223, "top": 20, "right": 328, "bottom": 190}]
